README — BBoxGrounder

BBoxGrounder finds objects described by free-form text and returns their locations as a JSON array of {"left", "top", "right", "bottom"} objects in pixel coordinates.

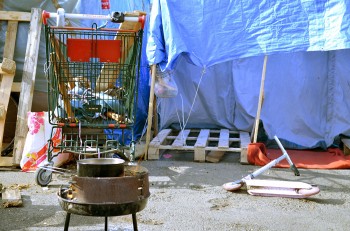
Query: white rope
[{"left": 175, "top": 67, "right": 206, "bottom": 145}]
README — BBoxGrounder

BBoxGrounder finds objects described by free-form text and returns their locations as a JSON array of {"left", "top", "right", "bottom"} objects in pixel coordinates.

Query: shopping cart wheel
[{"left": 35, "top": 166, "right": 53, "bottom": 186}]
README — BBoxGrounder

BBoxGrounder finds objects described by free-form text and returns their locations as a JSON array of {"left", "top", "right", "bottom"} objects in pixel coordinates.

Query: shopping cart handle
[
  {"left": 42, "top": 10, "right": 51, "bottom": 25},
  {"left": 111, "top": 12, "right": 124, "bottom": 23},
  {"left": 111, "top": 12, "right": 146, "bottom": 29},
  {"left": 42, "top": 8, "right": 110, "bottom": 26},
  {"left": 42, "top": 8, "right": 146, "bottom": 29},
  {"left": 138, "top": 14, "right": 146, "bottom": 29}
]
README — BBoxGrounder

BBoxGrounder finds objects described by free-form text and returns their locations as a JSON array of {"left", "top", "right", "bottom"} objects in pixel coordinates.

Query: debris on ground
[
  {"left": 2, "top": 188, "right": 23, "bottom": 208},
  {"left": 8, "top": 183, "right": 30, "bottom": 190},
  {"left": 1, "top": 183, "right": 30, "bottom": 208}
]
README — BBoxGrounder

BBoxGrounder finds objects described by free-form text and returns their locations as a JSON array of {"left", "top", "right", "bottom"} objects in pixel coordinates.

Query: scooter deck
[{"left": 245, "top": 179, "right": 320, "bottom": 198}]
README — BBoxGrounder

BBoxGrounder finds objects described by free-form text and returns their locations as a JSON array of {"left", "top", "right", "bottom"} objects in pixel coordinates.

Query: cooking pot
[
  {"left": 57, "top": 165, "right": 150, "bottom": 231},
  {"left": 77, "top": 158, "right": 125, "bottom": 177},
  {"left": 68, "top": 165, "right": 149, "bottom": 204}
]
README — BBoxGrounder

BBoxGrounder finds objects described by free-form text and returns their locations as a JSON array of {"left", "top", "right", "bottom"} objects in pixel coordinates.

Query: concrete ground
[{"left": 0, "top": 151, "right": 349, "bottom": 231}]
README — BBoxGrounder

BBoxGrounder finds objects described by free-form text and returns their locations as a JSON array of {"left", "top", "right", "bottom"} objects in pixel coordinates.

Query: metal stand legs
[
  {"left": 63, "top": 213, "right": 138, "bottom": 231},
  {"left": 132, "top": 213, "right": 138, "bottom": 231},
  {"left": 64, "top": 213, "right": 71, "bottom": 231}
]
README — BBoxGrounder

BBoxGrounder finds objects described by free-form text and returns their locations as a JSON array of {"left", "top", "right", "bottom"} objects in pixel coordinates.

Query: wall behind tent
[{"left": 0, "top": 0, "right": 151, "bottom": 141}]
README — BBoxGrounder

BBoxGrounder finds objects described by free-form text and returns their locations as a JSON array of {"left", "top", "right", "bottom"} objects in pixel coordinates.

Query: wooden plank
[
  {"left": 0, "top": 11, "right": 31, "bottom": 21},
  {"left": 342, "top": 138, "right": 350, "bottom": 156},
  {"left": 164, "top": 128, "right": 240, "bottom": 136},
  {"left": 218, "top": 129, "right": 229, "bottom": 149},
  {"left": 3, "top": 21, "right": 18, "bottom": 59},
  {"left": 0, "top": 72, "right": 15, "bottom": 119},
  {"left": 144, "top": 65, "right": 157, "bottom": 160},
  {"left": 240, "top": 131, "right": 251, "bottom": 164},
  {"left": 194, "top": 129, "right": 210, "bottom": 147},
  {"left": 0, "top": 58, "right": 16, "bottom": 120},
  {"left": 148, "top": 129, "right": 172, "bottom": 160},
  {"left": 194, "top": 129, "right": 210, "bottom": 162},
  {"left": 207, "top": 129, "right": 230, "bottom": 162},
  {"left": 0, "top": 20, "right": 18, "bottom": 158},
  {"left": 164, "top": 135, "right": 240, "bottom": 143},
  {"left": 206, "top": 150, "right": 226, "bottom": 163},
  {"left": 11, "top": 82, "right": 21, "bottom": 92},
  {"left": 252, "top": 55, "right": 268, "bottom": 143},
  {"left": 172, "top": 129, "right": 191, "bottom": 147},
  {"left": 157, "top": 144, "right": 195, "bottom": 151},
  {"left": 157, "top": 144, "right": 241, "bottom": 152},
  {"left": 149, "top": 129, "right": 172, "bottom": 146},
  {"left": 12, "top": 8, "right": 42, "bottom": 165},
  {"left": 0, "top": 156, "right": 13, "bottom": 166}
]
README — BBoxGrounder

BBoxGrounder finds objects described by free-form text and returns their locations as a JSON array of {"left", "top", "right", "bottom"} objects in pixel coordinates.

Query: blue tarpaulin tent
[{"left": 146, "top": 0, "right": 350, "bottom": 149}]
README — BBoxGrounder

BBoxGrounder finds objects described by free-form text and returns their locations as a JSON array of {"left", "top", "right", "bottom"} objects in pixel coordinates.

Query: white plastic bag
[
  {"left": 154, "top": 65, "right": 178, "bottom": 98},
  {"left": 20, "top": 112, "right": 72, "bottom": 172}
]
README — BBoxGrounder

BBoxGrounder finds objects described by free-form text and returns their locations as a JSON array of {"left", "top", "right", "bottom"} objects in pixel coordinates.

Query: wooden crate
[{"left": 147, "top": 129, "right": 250, "bottom": 162}]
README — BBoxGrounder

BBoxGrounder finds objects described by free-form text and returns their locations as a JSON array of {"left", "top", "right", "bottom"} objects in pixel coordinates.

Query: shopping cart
[{"left": 35, "top": 9, "right": 145, "bottom": 186}]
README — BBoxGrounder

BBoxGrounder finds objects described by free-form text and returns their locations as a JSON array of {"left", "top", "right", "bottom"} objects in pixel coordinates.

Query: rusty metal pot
[
  {"left": 70, "top": 165, "right": 149, "bottom": 204},
  {"left": 58, "top": 165, "right": 150, "bottom": 216},
  {"left": 57, "top": 165, "right": 150, "bottom": 231},
  {"left": 77, "top": 158, "right": 125, "bottom": 177}
]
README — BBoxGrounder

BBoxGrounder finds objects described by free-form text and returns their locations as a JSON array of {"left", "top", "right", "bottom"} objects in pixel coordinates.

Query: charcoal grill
[{"left": 57, "top": 165, "right": 150, "bottom": 231}]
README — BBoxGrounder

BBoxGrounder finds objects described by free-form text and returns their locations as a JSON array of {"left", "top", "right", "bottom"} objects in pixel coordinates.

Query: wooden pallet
[
  {"left": 0, "top": 9, "right": 42, "bottom": 166},
  {"left": 147, "top": 129, "right": 250, "bottom": 162}
]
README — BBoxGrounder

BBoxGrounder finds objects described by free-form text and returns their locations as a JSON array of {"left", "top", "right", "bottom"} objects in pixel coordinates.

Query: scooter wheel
[{"left": 222, "top": 182, "right": 243, "bottom": 192}]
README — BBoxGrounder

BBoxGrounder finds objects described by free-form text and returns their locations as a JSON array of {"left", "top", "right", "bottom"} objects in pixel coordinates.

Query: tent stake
[{"left": 252, "top": 55, "right": 268, "bottom": 143}]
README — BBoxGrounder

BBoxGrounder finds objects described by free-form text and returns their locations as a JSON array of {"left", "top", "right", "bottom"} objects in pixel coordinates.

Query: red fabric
[{"left": 247, "top": 143, "right": 350, "bottom": 169}]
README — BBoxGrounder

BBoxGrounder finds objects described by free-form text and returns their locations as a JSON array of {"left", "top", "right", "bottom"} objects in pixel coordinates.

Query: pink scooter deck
[{"left": 245, "top": 179, "right": 320, "bottom": 198}]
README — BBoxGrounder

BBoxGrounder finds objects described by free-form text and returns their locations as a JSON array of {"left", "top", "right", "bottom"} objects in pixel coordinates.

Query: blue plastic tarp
[
  {"left": 146, "top": 0, "right": 350, "bottom": 148},
  {"left": 147, "top": 0, "right": 350, "bottom": 69}
]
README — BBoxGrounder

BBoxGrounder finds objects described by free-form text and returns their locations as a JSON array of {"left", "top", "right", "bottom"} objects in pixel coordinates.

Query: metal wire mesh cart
[{"left": 35, "top": 10, "right": 145, "bottom": 187}]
